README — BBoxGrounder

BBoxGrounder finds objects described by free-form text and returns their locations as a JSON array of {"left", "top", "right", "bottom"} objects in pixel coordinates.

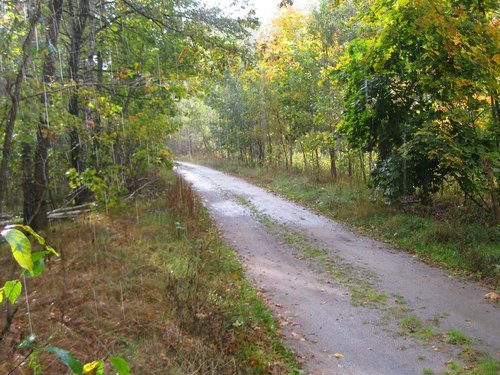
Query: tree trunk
[
  {"left": 67, "top": 0, "right": 90, "bottom": 205},
  {"left": 30, "top": 0, "right": 63, "bottom": 230},
  {"left": 481, "top": 156, "right": 500, "bottom": 225},
  {"left": 348, "top": 152, "right": 353, "bottom": 185},
  {"left": 31, "top": 125, "right": 49, "bottom": 230},
  {"left": 0, "top": 2, "right": 41, "bottom": 212},
  {"left": 22, "top": 143, "right": 35, "bottom": 225},
  {"left": 258, "top": 139, "right": 264, "bottom": 165},
  {"left": 329, "top": 144, "right": 337, "bottom": 182},
  {"left": 267, "top": 130, "right": 273, "bottom": 166},
  {"left": 359, "top": 151, "right": 367, "bottom": 184},
  {"left": 300, "top": 142, "right": 308, "bottom": 171}
]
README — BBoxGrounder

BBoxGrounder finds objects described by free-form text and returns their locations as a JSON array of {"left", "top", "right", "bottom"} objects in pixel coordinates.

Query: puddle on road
[
  {"left": 210, "top": 200, "right": 250, "bottom": 218},
  {"left": 175, "top": 168, "right": 215, "bottom": 192}
]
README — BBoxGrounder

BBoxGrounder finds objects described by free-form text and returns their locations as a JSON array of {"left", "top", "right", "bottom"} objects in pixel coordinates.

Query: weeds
[
  {"left": 400, "top": 315, "right": 422, "bottom": 334},
  {"left": 445, "top": 329, "right": 472, "bottom": 346},
  {"left": 443, "top": 359, "right": 499, "bottom": 375},
  {"left": 0, "top": 172, "right": 300, "bottom": 374}
]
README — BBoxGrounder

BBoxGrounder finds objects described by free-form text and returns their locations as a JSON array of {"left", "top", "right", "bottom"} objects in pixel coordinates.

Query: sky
[{"left": 202, "top": 0, "right": 318, "bottom": 26}]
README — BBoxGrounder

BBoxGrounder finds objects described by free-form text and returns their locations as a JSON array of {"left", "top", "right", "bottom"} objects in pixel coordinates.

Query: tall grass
[{"left": 0, "top": 172, "right": 299, "bottom": 374}]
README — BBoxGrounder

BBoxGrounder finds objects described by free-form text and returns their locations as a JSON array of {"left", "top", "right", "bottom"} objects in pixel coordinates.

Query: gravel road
[{"left": 176, "top": 161, "right": 499, "bottom": 375}]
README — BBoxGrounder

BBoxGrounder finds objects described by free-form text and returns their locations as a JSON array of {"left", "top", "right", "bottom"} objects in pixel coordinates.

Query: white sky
[{"left": 202, "top": 0, "right": 318, "bottom": 26}]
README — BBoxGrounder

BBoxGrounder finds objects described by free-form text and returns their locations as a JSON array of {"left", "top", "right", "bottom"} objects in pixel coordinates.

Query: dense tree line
[
  {"left": 0, "top": 0, "right": 257, "bottom": 229},
  {"left": 190, "top": 0, "right": 498, "bottom": 221}
]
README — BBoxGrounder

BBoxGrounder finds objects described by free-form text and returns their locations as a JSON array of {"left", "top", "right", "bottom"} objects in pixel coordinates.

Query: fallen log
[{"left": 48, "top": 202, "right": 95, "bottom": 215}]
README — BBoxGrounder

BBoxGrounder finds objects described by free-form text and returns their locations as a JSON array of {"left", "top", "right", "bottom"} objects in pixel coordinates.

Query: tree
[
  {"left": 0, "top": 0, "right": 258, "bottom": 223},
  {"left": 341, "top": 0, "right": 499, "bottom": 213},
  {"left": 0, "top": 0, "right": 42, "bottom": 213}
]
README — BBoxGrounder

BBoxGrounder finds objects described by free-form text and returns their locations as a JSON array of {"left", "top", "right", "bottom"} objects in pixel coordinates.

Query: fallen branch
[
  {"left": 48, "top": 203, "right": 94, "bottom": 215},
  {"left": 125, "top": 179, "right": 159, "bottom": 201}
]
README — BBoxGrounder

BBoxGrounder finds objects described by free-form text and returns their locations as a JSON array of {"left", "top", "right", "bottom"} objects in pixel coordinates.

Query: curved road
[{"left": 176, "top": 161, "right": 499, "bottom": 375}]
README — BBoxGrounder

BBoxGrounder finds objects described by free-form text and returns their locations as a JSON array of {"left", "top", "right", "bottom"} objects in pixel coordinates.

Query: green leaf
[
  {"left": 45, "top": 346, "right": 83, "bottom": 375},
  {"left": 1, "top": 228, "right": 34, "bottom": 275},
  {"left": 4, "top": 280, "right": 22, "bottom": 304},
  {"left": 17, "top": 333, "right": 36, "bottom": 349},
  {"left": 23, "top": 251, "right": 46, "bottom": 278},
  {"left": 0, "top": 288, "right": 3, "bottom": 304},
  {"left": 109, "top": 357, "right": 131, "bottom": 375},
  {"left": 7, "top": 225, "right": 59, "bottom": 256}
]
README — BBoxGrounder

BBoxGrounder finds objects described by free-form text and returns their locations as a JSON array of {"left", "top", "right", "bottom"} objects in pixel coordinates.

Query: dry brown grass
[{"left": 0, "top": 176, "right": 298, "bottom": 374}]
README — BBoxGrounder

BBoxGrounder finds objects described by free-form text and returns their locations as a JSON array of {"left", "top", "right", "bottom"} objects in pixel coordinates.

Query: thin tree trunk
[
  {"left": 68, "top": 0, "right": 90, "bottom": 204},
  {"left": 30, "top": 0, "right": 63, "bottom": 230},
  {"left": 22, "top": 143, "right": 35, "bottom": 224},
  {"left": 329, "top": 144, "right": 337, "bottom": 182},
  {"left": 348, "top": 152, "right": 353, "bottom": 185},
  {"left": 280, "top": 135, "right": 288, "bottom": 169},
  {"left": 267, "top": 130, "right": 273, "bottom": 165},
  {"left": 359, "top": 151, "right": 367, "bottom": 184},
  {"left": 314, "top": 148, "right": 320, "bottom": 181},
  {"left": 300, "top": 142, "right": 308, "bottom": 171}
]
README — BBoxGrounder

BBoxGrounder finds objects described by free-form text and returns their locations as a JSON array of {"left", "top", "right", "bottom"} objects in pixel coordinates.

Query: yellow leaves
[
  {"left": 178, "top": 48, "right": 189, "bottom": 61},
  {"left": 450, "top": 33, "right": 462, "bottom": 46},
  {"left": 484, "top": 292, "right": 500, "bottom": 301},
  {"left": 83, "top": 361, "right": 103, "bottom": 375}
]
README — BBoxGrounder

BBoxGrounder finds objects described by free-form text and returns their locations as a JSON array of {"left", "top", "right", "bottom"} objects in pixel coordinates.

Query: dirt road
[{"left": 176, "top": 161, "right": 499, "bottom": 375}]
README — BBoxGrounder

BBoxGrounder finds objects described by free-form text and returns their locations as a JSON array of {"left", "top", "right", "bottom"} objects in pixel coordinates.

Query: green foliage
[
  {"left": 341, "top": 0, "right": 499, "bottom": 208},
  {"left": 400, "top": 315, "right": 422, "bottom": 334},
  {"left": 2, "top": 280, "right": 22, "bottom": 304},
  {"left": 0, "top": 224, "right": 60, "bottom": 304},
  {"left": 0, "top": 224, "right": 131, "bottom": 373},
  {"left": 109, "top": 357, "right": 131, "bottom": 375},
  {"left": 1, "top": 227, "right": 34, "bottom": 275},
  {"left": 45, "top": 346, "right": 84, "bottom": 375},
  {"left": 445, "top": 329, "right": 472, "bottom": 346},
  {"left": 444, "top": 359, "right": 499, "bottom": 375}
]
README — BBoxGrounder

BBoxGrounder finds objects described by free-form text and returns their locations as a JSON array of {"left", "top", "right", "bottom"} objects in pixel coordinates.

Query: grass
[
  {"left": 443, "top": 359, "right": 499, "bottom": 375},
  {"left": 0, "top": 172, "right": 300, "bottom": 374},
  {"left": 192, "top": 157, "right": 500, "bottom": 288},
  {"left": 397, "top": 316, "right": 498, "bottom": 374},
  {"left": 236, "top": 195, "right": 388, "bottom": 309},
  {"left": 445, "top": 329, "right": 472, "bottom": 346},
  {"left": 400, "top": 315, "right": 423, "bottom": 334}
]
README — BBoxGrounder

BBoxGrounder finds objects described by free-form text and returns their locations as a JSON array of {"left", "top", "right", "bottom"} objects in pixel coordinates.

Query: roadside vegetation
[
  {"left": 191, "top": 157, "right": 499, "bottom": 288},
  {"left": 0, "top": 172, "right": 300, "bottom": 374}
]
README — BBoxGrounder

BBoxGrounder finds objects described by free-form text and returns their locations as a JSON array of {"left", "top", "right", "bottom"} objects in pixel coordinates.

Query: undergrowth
[
  {"left": 0, "top": 172, "right": 300, "bottom": 374},
  {"left": 193, "top": 157, "right": 500, "bottom": 288}
]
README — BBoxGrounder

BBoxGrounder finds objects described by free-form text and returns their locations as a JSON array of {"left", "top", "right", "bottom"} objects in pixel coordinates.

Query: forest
[
  {"left": 176, "top": 0, "right": 499, "bottom": 222},
  {"left": 0, "top": 0, "right": 257, "bottom": 230},
  {"left": 0, "top": 0, "right": 499, "bottom": 373},
  {"left": 0, "top": 0, "right": 498, "bottom": 228}
]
